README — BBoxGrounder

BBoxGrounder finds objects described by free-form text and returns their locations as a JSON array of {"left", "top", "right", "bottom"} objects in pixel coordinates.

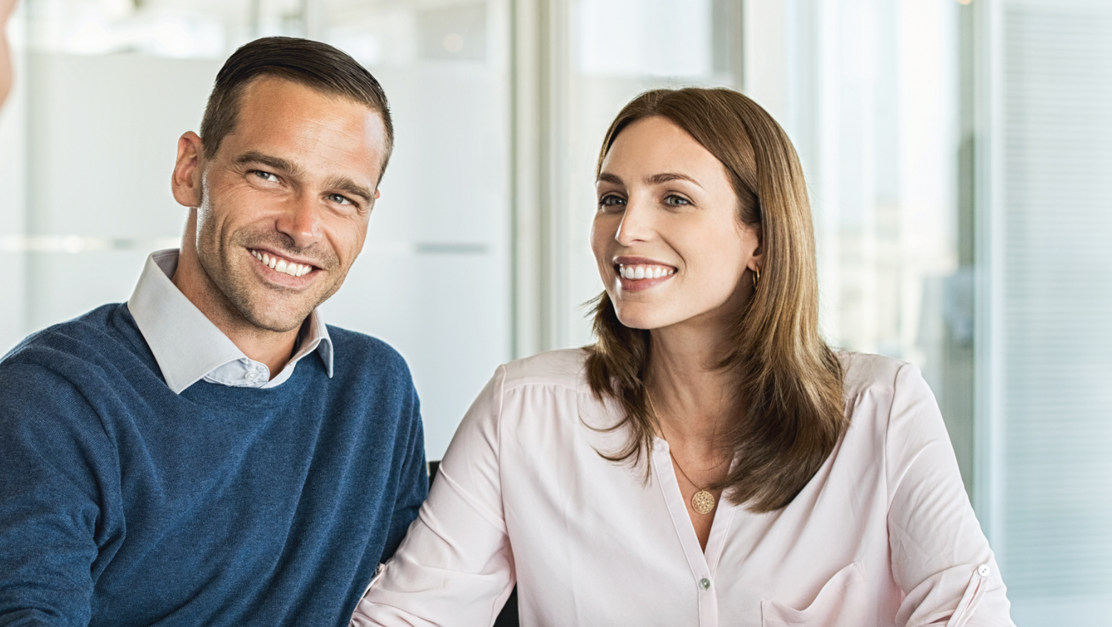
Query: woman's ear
[
  {"left": 171, "top": 132, "right": 205, "bottom": 208},
  {"left": 749, "top": 226, "right": 764, "bottom": 271}
]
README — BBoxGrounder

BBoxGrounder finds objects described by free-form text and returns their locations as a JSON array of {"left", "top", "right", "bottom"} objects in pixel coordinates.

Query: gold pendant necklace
[
  {"left": 669, "top": 450, "right": 717, "bottom": 515},
  {"left": 647, "top": 392, "right": 718, "bottom": 515}
]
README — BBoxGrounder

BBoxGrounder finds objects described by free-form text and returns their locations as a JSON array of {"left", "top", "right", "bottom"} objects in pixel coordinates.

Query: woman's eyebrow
[
  {"left": 645, "top": 172, "right": 703, "bottom": 189},
  {"left": 597, "top": 172, "right": 623, "bottom": 186}
]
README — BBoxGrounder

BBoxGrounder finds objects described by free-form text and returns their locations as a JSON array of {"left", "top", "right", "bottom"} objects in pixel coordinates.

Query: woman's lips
[
  {"left": 614, "top": 260, "right": 677, "bottom": 292},
  {"left": 618, "top": 263, "right": 675, "bottom": 280}
]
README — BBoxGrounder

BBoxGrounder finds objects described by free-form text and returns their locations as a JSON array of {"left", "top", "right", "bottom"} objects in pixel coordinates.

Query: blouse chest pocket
[{"left": 760, "top": 561, "right": 867, "bottom": 627}]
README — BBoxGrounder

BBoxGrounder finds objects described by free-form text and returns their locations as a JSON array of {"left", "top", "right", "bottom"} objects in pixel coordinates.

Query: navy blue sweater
[{"left": 0, "top": 304, "right": 427, "bottom": 626}]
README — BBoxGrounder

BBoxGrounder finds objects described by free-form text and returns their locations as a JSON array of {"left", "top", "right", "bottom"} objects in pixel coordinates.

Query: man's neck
[
  {"left": 221, "top": 322, "right": 302, "bottom": 378},
  {"left": 171, "top": 247, "right": 303, "bottom": 378}
]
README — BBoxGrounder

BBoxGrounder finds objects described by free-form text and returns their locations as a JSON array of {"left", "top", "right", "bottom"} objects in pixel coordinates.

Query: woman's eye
[
  {"left": 598, "top": 194, "right": 626, "bottom": 209},
  {"left": 663, "top": 194, "right": 691, "bottom": 206},
  {"left": 252, "top": 170, "right": 279, "bottom": 183}
]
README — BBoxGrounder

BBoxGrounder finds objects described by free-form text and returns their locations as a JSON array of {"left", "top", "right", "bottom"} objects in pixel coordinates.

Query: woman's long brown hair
[{"left": 584, "top": 88, "right": 847, "bottom": 513}]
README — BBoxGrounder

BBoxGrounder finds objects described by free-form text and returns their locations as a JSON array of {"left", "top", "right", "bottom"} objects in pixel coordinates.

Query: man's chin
[{"left": 237, "top": 302, "right": 319, "bottom": 335}]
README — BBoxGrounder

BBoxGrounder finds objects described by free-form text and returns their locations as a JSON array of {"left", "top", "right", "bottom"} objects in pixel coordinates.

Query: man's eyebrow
[
  {"left": 325, "top": 176, "right": 374, "bottom": 203},
  {"left": 236, "top": 152, "right": 373, "bottom": 203},
  {"left": 235, "top": 151, "right": 302, "bottom": 177}
]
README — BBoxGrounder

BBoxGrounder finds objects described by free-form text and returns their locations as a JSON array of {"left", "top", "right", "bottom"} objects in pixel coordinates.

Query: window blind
[{"left": 995, "top": 1, "right": 1112, "bottom": 621}]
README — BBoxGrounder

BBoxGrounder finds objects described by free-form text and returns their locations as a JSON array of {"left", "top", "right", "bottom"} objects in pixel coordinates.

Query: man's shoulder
[
  {"left": 1, "top": 303, "right": 140, "bottom": 373},
  {"left": 325, "top": 325, "right": 412, "bottom": 382},
  {"left": 0, "top": 303, "right": 156, "bottom": 421}
]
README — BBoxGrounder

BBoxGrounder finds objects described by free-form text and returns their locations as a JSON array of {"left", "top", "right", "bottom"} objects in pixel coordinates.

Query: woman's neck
[{"left": 645, "top": 321, "right": 738, "bottom": 446}]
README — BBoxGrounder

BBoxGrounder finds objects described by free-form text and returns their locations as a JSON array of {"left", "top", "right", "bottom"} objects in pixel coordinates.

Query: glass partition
[
  {"left": 1, "top": 0, "right": 512, "bottom": 460},
  {"left": 554, "top": 0, "right": 743, "bottom": 348}
]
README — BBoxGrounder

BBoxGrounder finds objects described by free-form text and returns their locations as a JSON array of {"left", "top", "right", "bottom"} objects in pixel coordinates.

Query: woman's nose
[{"left": 615, "top": 199, "right": 654, "bottom": 245}]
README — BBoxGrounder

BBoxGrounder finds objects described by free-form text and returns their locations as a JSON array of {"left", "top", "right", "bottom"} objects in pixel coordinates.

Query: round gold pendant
[{"left": 691, "top": 489, "right": 716, "bottom": 515}]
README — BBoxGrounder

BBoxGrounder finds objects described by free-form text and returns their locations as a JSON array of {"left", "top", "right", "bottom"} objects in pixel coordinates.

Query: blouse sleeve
[
  {"left": 349, "top": 366, "right": 515, "bottom": 627},
  {"left": 885, "top": 363, "right": 1015, "bottom": 627}
]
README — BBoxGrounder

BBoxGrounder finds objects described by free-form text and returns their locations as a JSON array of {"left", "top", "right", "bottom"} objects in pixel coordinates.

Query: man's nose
[{"left": 276, "top": 193, "right": 323, "bottom": 248}]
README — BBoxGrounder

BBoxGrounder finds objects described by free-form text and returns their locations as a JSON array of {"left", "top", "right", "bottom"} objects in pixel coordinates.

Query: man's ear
[{"left": 171, "top": 132, "right": 205, "bottom": 208}]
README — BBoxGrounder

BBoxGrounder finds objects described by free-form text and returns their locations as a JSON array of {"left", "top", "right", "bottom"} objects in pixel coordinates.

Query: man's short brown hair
[{"left": 199, "top": 36, "right": 394, "bottom": 177}]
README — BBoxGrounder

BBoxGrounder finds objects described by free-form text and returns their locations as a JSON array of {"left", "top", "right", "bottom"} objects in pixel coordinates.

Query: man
[{"left": 0, "top": 37, "right": 427, "bottom": 625}]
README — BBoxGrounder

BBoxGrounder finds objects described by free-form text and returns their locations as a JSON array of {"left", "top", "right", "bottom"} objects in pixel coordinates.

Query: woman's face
[{"left": 591, "top": 115, "right": 762, "bottom": 333}]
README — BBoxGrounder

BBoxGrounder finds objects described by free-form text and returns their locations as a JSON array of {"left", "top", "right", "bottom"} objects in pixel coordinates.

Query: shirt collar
[{"left": 127, "top": 249, "right": 334, "bottom": 394}]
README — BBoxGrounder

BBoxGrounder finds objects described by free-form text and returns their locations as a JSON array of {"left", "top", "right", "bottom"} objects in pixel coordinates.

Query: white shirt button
[
  {"left": 699, "top": 578, "right": 711, "bottom": 590},
  {"left": 244, "top": 370, "right": 259, "bottom": 382},
  {"left": 978, "top": 564, "right": 991, "bottom": 577}
]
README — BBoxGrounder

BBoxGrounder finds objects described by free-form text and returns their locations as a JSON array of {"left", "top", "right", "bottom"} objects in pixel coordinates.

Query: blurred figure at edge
[{"left": 0, "top": 0, "right": 16, "bottom": 108}]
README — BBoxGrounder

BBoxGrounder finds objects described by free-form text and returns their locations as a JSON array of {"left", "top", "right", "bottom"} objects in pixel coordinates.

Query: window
[{"left": 979, "top": 0, "right": 1112, "bottom": 620}]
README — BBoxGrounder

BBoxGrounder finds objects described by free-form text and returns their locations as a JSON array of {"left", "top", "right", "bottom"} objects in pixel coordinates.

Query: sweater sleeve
[
  {"left": 380, "top": 379, "right": 429, "bottom": 563},
  {"left": 0, "top": 361, "right": 121, "bottom": 627},
  {"left": 350, "top": 366, "right": 514, "bottom": 627},
  {"left": 885, "top": 363, "right": 1015, "bottom": 627}
]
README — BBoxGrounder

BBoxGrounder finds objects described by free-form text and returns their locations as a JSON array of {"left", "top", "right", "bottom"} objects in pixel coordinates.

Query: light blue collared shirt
[{"left": 127, "top": 249, "right": 334, "bottom": 394}]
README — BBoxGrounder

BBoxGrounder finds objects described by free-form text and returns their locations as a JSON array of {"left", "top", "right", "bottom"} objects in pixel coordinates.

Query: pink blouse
[{"left": 351, "top": 349, "right": 1015, "bottom": 627}]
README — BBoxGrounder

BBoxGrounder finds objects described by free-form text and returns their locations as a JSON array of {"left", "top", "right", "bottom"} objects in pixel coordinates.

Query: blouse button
[
  {"left": 978, "top": 564, "right": 991, "bottom": 577},
  {"left": 699, "top": 578, "right": 711, "bottom": 590}
]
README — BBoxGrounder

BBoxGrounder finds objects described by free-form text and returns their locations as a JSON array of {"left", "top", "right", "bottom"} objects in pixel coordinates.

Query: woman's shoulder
[
  {"left": 835, "top": 350, "right": 928, "bottom": 403},
  {"left": 499, "top": 348, "right": 592, "bottom": 393}
]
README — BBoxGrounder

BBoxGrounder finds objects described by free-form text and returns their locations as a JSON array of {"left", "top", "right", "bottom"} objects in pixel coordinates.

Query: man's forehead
[
  {"left": 237, "top": 75, "right": 381, "bottom": 118},
  {"left": 213, "top": 77, "right": 387, "bottom": 180}
]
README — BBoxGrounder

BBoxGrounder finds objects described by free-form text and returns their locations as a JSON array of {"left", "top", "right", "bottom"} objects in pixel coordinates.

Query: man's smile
[{"left": 249, "top": 248, "right": 315, "bottom": 278}]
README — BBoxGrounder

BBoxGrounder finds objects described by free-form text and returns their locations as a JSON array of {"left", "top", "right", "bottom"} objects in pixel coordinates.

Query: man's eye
[
  {"left": 327, "top": 193, "right": 354, "bottom": 206},
  {"left": 253, "top": 170, "right": 279, "bottom": 183}
]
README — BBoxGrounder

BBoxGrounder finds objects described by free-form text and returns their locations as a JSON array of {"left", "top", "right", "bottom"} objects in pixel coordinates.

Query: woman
[{"left": 351, "top": 88, "right": 1014, "bottom": 626}]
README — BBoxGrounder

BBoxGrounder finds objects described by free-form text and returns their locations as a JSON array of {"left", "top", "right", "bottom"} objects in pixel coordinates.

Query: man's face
[{"left": 179, "top": 77, "right": 386, "bottom": 334}]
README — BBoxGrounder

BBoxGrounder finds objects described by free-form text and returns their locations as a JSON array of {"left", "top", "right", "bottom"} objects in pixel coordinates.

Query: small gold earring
[{"left": 752, "top": 267, "right": 760, "bottom": 289}]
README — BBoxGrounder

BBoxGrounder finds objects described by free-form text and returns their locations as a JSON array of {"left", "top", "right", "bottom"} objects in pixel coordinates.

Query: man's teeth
[
  {"left": 619, "top": 265, "right": 675, "bottom": 280},
  {"left": 251, "top": 250, "right": 313, "bottom": 277}
]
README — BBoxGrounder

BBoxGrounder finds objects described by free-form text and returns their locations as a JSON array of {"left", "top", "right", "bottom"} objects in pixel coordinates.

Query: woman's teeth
[
  {"left": 619, "top": 265, "right": 675, "bottom": 280},
  {"left": 251, "top": 250, "right": 312, "bottom": 277}
]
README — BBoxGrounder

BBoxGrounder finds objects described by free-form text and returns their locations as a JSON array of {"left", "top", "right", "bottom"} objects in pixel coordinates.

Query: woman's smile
[{"left": 613, "top": 256, "right": 678, "bottom": 292}]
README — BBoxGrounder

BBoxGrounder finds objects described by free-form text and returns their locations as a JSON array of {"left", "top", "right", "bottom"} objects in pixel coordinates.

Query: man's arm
[
  {"left": 381, "top": 382, "right": 428, "bottom": 563},
  {"left": 0, "top": 361, "right": 118, "bottom": 626}
]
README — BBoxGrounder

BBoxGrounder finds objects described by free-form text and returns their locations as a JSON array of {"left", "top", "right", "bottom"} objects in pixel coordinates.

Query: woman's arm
[
  {"left": 885, "top": 363, "right": 1015, "bottom": 627},
  {"left": 350, "top": 366, "right": 515, "bottom": 627}
]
